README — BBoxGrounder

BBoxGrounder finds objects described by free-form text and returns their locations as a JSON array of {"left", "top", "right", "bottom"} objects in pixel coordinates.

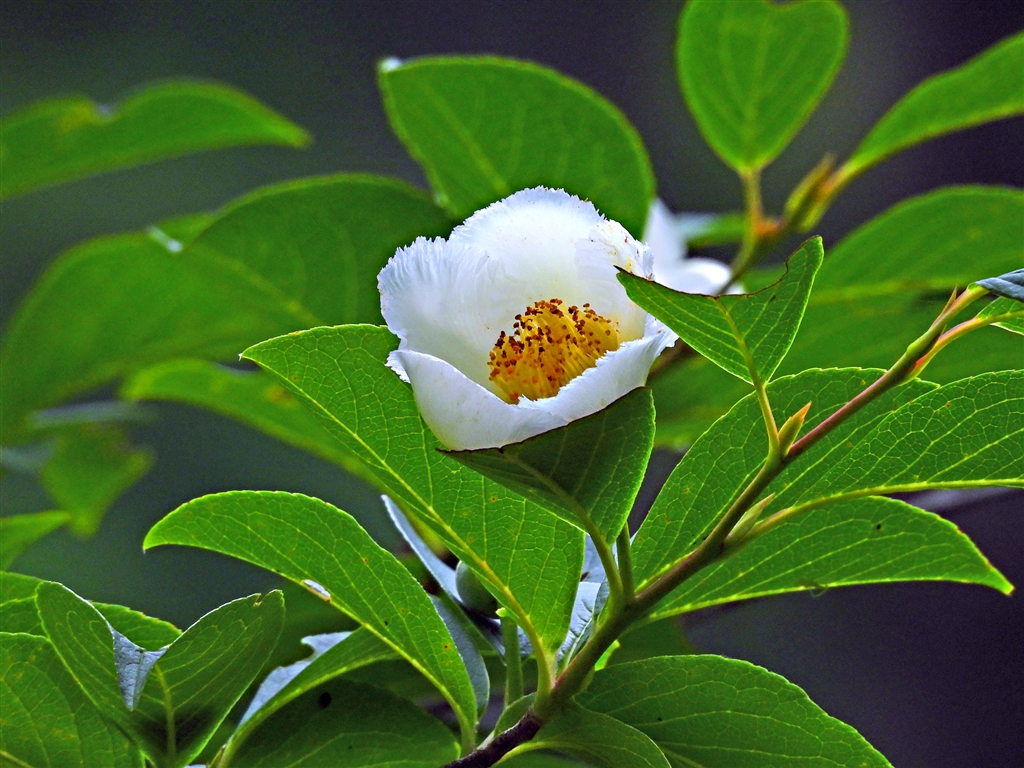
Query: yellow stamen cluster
[{"left": 488, "top": 298, "right": 620, "bottom": 403}]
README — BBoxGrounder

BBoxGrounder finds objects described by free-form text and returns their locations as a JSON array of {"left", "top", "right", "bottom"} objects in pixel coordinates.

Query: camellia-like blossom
[
  {"left": 378, "top": 187, "right": 677, "bottom": 450},
  {"left": 643, "top": 198, "right": 741, "bottom": 295}
]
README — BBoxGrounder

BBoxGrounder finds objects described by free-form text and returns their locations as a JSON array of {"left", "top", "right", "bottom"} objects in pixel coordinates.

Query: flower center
[{"left": 488, "top": 298, "right": 620, "bottom": 403}]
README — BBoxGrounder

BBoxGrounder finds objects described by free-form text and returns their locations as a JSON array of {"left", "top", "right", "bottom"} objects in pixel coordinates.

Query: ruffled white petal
[
  {"left": 392, "top": 349, "right": 564, "bottom": 450},
  {"left": 643, "top": 200, "right": 740, "bottom": 295}
]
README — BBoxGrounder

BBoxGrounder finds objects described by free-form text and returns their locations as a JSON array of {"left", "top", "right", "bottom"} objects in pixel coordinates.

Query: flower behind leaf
[{"left": 378, "top": 187, "right": 676, "bottom": 450}]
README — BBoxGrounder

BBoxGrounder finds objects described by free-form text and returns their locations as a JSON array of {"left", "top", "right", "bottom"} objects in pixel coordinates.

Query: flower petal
[
  {"left": 392, "top": 349, "right": 566, "bottom": 450},
  {"left": 654, "top": 255, "right": 736, "bottom": 295}
]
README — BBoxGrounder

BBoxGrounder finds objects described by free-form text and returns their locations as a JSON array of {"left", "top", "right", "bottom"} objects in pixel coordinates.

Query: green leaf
[
  {"left": 445, "top": 388, "right": 654, "bottom": 541},
  {"left": 610, "top": 617, "right": 698, "bottom": 666},
  {"left": 776, "top": 371, "right": 1024, "bottom": 513},
  {"left": 227, "top": 628, "right": 398, "bottom": 760},
  {"left": 621, "top": 238, "right": 823, "bottom": 384},
  {"left": 1, "top": 175, "right": 448, "bottom": 441},
  {"left": 579, "top": 656, "right": 890, "bottom": 767},
  {"left": 0, "top": 633, "right": 143, "bottom": 768},
  {"left": 37, "top": 583, "right": 285, "bottom": 767},
  {"left": 144, "top": 490, "right": 480, "bottom": 746},
  {"left": 0, "top": 510, "right": 70, "bottom": 568},
  {"left": 650, "top": 496, "right": 1011, "bottom": 620},
  {"left": 634, "top": 368, "right": 937, "bottom": 584},
  {"left": 1, "top": 573, "right": 45, "bottom": 634},
  {"left": 0, "top": 80, "right": 309, "bottom": 200},
  {"left": 380, "top": 56, "right": 654, "bottom": 235},
  {"left": 512, "top": 703, "right": 670, "bottom": 768},
  {"left": 40, "top": 424, "right": 152, "bottom": 536},
  {"left": 242, "top": 325, "right": 583, "bottom": 656},
  {"left": 121, "top": 359, "right": 369, "bottom": 481},
  {"left": 224, "top": 678, "right": 459, "bottom": 768},
  {"left": 979, "top": 296, "right": 1024, "bottom": 336},
  {"left": 977, "top": 268, "right": 1024, "bottom": 303},
  {"left": 677, "top": 0, "right": 848, "bottom": 171},
  {"left": 0, "top": 571, "right": 42, "bottom": 602},
  {"left": 844, "top": 31, "right": 1024, "bottom": 179},
  {"left": 92, "top": 604, "right": 181, "bottom": 650},
  {"left": 814, "top": 187, "right": 1024, "bottom": 300}
]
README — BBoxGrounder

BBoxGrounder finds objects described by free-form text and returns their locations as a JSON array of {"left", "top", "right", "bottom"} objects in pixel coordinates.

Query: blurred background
[{"left": 1, "top": 1, "right": 1022, "bottom": 765}]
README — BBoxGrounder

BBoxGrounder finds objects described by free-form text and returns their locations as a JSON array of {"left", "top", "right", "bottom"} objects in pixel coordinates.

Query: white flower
[
  {"left": 643, "top": 199, "right": 742, "bottom": 295},
  {"left": 378, "top": 188, "right": 677, "bottom": 450}
]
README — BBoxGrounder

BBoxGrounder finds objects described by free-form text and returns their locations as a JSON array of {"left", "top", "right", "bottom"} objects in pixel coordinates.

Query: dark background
[{"left": 1, "top": 1, "right": 1022, "bottom": 766}]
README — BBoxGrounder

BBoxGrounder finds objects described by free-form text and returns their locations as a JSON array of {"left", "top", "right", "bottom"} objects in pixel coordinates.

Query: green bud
[{"left": 455, "top": 561, "right": 498, "bottom": 615}]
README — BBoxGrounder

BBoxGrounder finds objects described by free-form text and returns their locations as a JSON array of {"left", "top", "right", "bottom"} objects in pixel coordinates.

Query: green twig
[{"left": 501, "top": 612, "right": 524, "bottom": 707}]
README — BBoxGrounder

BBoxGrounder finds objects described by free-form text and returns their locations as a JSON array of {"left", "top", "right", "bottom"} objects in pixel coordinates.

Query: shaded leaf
[
  {"left": 229, "top": 628, "right": 397, "bottom": 759},
  {"left": 650, "top": 496, "right": 1011, "bottom": 620},
  {"left": 144, "top": 490, "right": 480, "bottom": 744},
  {"left": 225, "top": 679, "right": 459, "bottom": 768},
  {"left": 445, "top": 388, "right": 655, "bottom": 540},
  {"left": 0, "top": 633, "right": 142, "bottom": 768},
  {"left": 677, "top": 0, "right": 848, "bottom": 170},
  {"left": 0, "top": 79, "right": 308, "bottom": 199},
  {"left": 382, "top": 495, "right": 460, "bottom": 600},
  {"left": 511, "top": 703, "right": 670, "bottom": 768},
  {"left": 380, "top": 56, "right": 654, "bottom": 235},
  {"left": 978, "top": 296, "right": 1024, "bottom": 336},
  {"left": 433, "top": 592, "right": 490, "bottom": 713},
  {"left": 40, "top": 424, "right": 152, "bottom": 536},
  {"left": 0, "top": 510, "right": 70, "bottom": 568},
  {"left": 634, "top": 369, "right": 937, "bottom": 584},
  {"left": 977, "top": 268, "right": 1024, "bottom": 302},
  {"left": 844, "top": 31, "right": 1024, "bottom": 179},
  {"left": 243, "top": 326, "right": 583, "bottom": 655},
  {"left": 621, "top": 238, "right": 823, "bottom": 384},
  {"left": 814, "top": 187, "right": 1024, "bottom": 300},
  {"left": 579, "top": 656, "right": 890, "bottom": 767}
]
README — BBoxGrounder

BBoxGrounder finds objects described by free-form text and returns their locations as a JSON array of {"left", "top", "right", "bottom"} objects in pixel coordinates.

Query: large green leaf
[
  {"left": 774, "top": 371, "right": 1024, "bottom": 513},
  {"left": 144, "top": 490, "right": 480, "bottom": 745},
  {"left": 445, "top": 388, "right": 654, "bottom": 541},
  {"left": 242, "top": 326, "right": 583, "bottom": 656},
  {"left": 228, "top": 629, "right": 398, "bottom": 760},
  {"left": 676, "top": 0, "right": 848, "bottom": 171},
  {"left": 649, "top": 496, "right": 1010, "bottom": 620},
  {"left": 380, "top": 56, "right": 654, "bottom": 235},
  {"left": 93, "top": 604, "right": 181, "bottom": 650},
  {"left": 0, "top": 633, "right": 143, "bottom": 768},
  {"left": 121, "top": 359, "right": 368, "bottom": 480},
  {"left": 1, "top": 175, "right": 448, "bottom": 441},
  {"left": 844, "top": 31, "right": 1024, "bottom": 179},
  {"left": 40, "top": 424, "right": 153, "bottom": 536},
  {"left": 621, "top": 239, "right": 823, "bottom": 384},
  {"left": 510, "top": 704, "right": 670, "bottom": 768},
  {"left": 225, "top": 679, "right": 459, "bottom": 768},
  {"left": 634, "top": 369, "right": 937, "bottom": 584},
  {"left": 579, "top": 656, "right": 890, "bottom": 767},
  {"left": 814, "top": 187, "right": 1024, "bottom": 300},
  {"left": 0, "top": 510, "right": 70, "bottom": 568},
  {"left": 0, "top": 80, "right": 308, "bottom": 200},
  {"left": 38, "top": 583, "right": 285, "bottom": 768}
]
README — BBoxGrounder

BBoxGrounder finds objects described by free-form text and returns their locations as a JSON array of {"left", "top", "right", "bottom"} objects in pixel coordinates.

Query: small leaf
[
  {"left": 380, "top": 56, "right": 654, "bottom": 235},
  {"left": 977, "top": 268, "right": 1024, "bottom": 302},
  {"left": 512, "top": 703, "right": 670, "bottom": 768},
  {"left": 243, "top": 325, "right": 583, "bottom": 655},
  {"left": 0, "top": 633, "right": 143, "bottom": 768},
  {"left": 814, "top": 187, "right": 1024, "bottom": 301},
  {"left": 621, "top": 238, "right": 823, "bottom": 384},
  {"left": 579, "top": 656, "right": 890, "bottom": 767},
  {"left": 224, "top": 679, "right": 459, "bottom": 768},
  {"left": 978, "top": 296, "right": 1024, "bottom": 337},
  {"left": 144, "top": 490, "right": 480, "bottom": 745},
  {"left": 0, "top": 80, "right": 309, "bottom": 200},
  {"left": 844, "top": 31, "right": 1024, "bottom": 179},
  {"left": 130, "top": 592, "right": 285, "bottom": 767},
  {"left": 0, "top": 510, "right": 70, "bottom": 568},
  {"left": 445, "top": 387, "right": 655, "bottom": 541},
  {"left": 92, "top": 603, "right": 181, "bottom": 650},
  {"left": 40, "top": 424, "right": 153, "bottom": 536},
  {"left": 650, "top": 496, "right": 1011, "bottom": 620},
  {"left": 677, "top": 0, "right": 848, "bottom": 171},
  {"left": 228, "top": 628, "right": 397, "bottom": 758}
]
